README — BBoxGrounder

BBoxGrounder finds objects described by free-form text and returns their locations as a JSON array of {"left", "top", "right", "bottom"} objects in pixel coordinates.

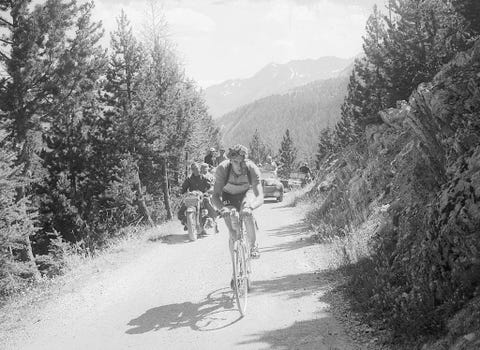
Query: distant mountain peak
[{"left": 204, "top": 56, "right": 353, "bottom": 119}]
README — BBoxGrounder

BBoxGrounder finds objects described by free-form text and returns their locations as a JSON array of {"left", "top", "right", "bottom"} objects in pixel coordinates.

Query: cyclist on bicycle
[
  {"left": 211, "top": 144, "right": 264, "bottom": 288},
  {"left": 178, "top": 162, "right": 216, "bottom": 231}
]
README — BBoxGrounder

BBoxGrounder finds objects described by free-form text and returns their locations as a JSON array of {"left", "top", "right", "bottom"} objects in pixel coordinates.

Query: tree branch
[
  {"left": 0, "top": 37, "right": 13, "bottom": 45},
  {"left": 0, "top": 49, "right": 10, "bottom": 62},
  {"left": 0, "top": 17, "right": 13, "bottom": 27}
]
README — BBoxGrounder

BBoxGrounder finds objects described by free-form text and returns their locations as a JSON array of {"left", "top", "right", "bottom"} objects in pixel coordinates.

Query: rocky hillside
[
  {"left": 204, "top": 56, "right": 352, "bottom": 118},
  {"left": 308, "top": 39, "right": 480, "bottom": 348},
  {"left": 217, "top": 75, "right": 349, "bottom": 159}
]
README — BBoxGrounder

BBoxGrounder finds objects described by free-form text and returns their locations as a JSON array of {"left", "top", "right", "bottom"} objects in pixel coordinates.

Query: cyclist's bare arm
[
  {"left": 212, "top": 166, "right": 226, "bottom": 210},
  {"left": 246, "top": 182, "right": 263, "bottom": 210}
]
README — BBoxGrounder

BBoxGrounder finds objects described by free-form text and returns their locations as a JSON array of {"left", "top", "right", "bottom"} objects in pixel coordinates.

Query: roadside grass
[
  {"left": 0, "top": 220, "right": 176, "bottom": 332},
  {"left": 286, "top": 182, "right": 316, "bottom": 207},
  {"left": 291, "top": 185, "right": 403, "bottom": 347}
]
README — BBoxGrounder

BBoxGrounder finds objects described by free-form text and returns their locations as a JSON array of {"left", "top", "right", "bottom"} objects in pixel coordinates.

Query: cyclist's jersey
[
  {"left": 214, "top": 159, "right": 261, "bottom": 195},
  {"left": 181, "top": 174, "right": 212, "bottom": 194}
]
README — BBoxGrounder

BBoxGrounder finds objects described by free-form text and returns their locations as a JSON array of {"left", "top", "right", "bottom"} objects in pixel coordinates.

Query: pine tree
[
  {"left": 0, "top": 129, "right": 38, "bottom": 293},
  {"left": 451, "top": 0, "right": 480, "bottom": 34},
  {"left": 277, "top": 129, "right": 297, "bottom": 179},
  {"left": 0, "top": 0, "right": 107, "bottom": 274},
  {"left": 249, "top": 129, "right": 271, "bottom": 165},
  {"left": 338, "top": 60, "right": 376, "bottom": 146},
  {"left": 383, "top": 0, "right": 469, "bottom": 104},
  {"left": 105, "top": 10, "right": 145, "bottom": 154},
  {"left": 32, "top": 0, "right": 110, "bottom": 246},
  {"left": 317, "top": 127, "right": 338, "bottom": 164},
  {"left": 104, "top": 10, "right": 153, "bottom": 226}
]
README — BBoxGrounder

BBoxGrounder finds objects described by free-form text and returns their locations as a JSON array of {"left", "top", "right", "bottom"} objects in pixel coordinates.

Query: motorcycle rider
[
  {"left": 200, "top": 162, "right": 215, "bottom": 183},
  {"left": 211, "top": 144, "right": 264, "bottom": 288},
  {"left": 178, "top": 162, "right": 217, "bottom": 231},
  {"left": 199, "top": 162, "right": 218, "bottom": 231},
  {"left": 299, "top": 162, "right": 313, "bottom": 184}
]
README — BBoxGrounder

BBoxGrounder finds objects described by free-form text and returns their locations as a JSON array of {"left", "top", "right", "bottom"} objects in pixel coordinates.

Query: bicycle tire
[
  {"left": 186, "top": 211, "right": 197, "bottom": 241},
  {"left": 232, "top": 240, "right": 248, "bottom": 316}
]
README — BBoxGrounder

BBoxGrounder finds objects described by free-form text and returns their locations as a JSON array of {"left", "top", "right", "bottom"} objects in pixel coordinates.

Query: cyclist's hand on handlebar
[
  {"left": 241, "top": 206, "right": 253, "bottom": 216},
  {"left": 219, "top": 207, "right": 230, "bottom": 217}
]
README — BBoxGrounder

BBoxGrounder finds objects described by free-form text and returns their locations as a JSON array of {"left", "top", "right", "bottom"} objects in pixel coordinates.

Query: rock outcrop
[{"left": 311, "top": 38, "right": 480, "bottom": 344}]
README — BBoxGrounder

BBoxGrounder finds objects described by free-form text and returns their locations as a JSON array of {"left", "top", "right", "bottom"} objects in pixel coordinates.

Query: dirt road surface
[{"left": 3, "top": 195, "right": 361, "bottom": 350}]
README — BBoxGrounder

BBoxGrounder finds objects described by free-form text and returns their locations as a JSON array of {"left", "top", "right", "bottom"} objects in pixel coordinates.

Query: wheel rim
[{"left": 233, "top": 243, "right": 248, "bottom": 316}]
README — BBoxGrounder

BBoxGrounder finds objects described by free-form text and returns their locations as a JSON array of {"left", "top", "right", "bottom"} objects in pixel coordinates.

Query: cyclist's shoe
[
  {"left": 250, "top": 244, "right": 260, "bottom": 259},
  {"left": 231, "top": 278, "right": 252, "bottom": 292}
]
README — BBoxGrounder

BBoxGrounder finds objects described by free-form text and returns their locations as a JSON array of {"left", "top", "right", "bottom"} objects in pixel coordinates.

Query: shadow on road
[
  {"left": 251, "top": 272, "right": 330, "bottom": 300},
  {"left": 239, "top": 317, "right": 349, "bottom": 350},
  {"left": 243, "top": 270, "right": 351, "bottom": 350},
  {"left": 153, "top": 233, "right": 210, "bottom": 245},
  {"left": 260, "top": 220, "right": 312, "bottom": 253},
  {"left": 261, "top": 238, "right": 311, "bottom": 253},
  {"left": 266, "top": 221, "right": 310, "bottom": 238},
  {"left": 126, "top": 288, "right": 242, "bottom": 334}
]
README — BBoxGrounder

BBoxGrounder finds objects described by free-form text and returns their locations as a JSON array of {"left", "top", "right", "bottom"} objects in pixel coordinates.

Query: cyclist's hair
[{"left": 227, "top": 144, "right": 248, "bottom": 159}]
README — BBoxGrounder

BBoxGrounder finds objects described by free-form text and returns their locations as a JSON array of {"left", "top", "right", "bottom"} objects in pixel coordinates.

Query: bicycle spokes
[{"left": 233, "top": 244, "right": 249, "bottom": 316}]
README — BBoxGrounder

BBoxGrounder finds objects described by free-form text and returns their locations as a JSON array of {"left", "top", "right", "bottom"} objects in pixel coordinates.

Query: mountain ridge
[
  {"left": 204, "top": 56, "right": 353, "bottom": 119},
  {"left": 216, "top": 74, "right": 350, "bottom": 160}
]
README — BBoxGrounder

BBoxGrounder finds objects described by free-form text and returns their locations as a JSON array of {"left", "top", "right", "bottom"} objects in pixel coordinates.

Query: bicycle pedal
[{"left": 250, "top": 250, "right": 261, "bottom": 259}]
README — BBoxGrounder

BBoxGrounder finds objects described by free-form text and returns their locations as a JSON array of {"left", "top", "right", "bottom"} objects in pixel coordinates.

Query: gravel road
[{"left": 3, "top": 195, "right": 361, "bottom": 350}]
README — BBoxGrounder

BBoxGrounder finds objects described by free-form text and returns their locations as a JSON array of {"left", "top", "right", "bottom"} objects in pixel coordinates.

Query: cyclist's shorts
[{"left": 221, "top": 190, "right": 254, "bottom": 211}]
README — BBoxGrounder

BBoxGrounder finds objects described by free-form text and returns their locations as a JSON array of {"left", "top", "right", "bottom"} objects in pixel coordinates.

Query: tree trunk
[
  {"left": 185, "top": 151, "right": 189, "bottom": 178},
  {"left": 16, "top": 141, "right": 41, "bottom": 280},
  {"left": 134, "top": 165, "right": 154, "bottom": 226},
  {"left": 162, "top": 158, "right": 173, "bottom": 220}
]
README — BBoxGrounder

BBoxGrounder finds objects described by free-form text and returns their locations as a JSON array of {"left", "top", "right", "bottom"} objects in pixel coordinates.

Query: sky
[{"left": 91, "top": 0, "right": 386, "bottom": 87}]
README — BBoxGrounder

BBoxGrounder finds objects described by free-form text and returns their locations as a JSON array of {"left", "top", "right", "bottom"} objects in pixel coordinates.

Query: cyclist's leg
[
  {"left": 241, "top": 190, "right": 257, "bottom": 248},
  {"left": 178, "top": 204, "right": 187, "bottom": 228},
  {"left": 203, "top": 196, "right": 217, "bottom": 219},
  {"left": 223, "top": 214, "right": 236, "bottom": 257}
]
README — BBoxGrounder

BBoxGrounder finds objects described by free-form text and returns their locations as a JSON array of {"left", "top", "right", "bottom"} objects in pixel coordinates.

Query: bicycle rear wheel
[{"left": 232, "top": 240, "right": 248, "bottom": 316}]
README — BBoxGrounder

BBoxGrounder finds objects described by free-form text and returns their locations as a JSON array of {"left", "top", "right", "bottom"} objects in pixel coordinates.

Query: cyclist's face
[{"left": 230, "top": 155, "right": 245, "bottom": 174}]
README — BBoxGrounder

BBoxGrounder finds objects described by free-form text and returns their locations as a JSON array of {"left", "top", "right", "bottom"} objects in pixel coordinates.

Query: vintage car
[{"left": 260, "top": 170, "right": 284, "bottom": 202}]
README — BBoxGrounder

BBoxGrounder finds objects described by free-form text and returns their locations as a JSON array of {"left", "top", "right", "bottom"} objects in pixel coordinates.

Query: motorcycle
[
  {"left": 183, "top": 191, "right": 215, "bottom": 241},
  {"left": 301, "top": 173, "right": 313, "bottom": 187}
]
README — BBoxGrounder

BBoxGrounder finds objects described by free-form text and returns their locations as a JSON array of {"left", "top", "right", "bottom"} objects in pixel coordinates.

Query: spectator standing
[
  {"left": 216, "top": 148, "right": 228, "bottom": 165},
  {"left": 204, "top": 147, "right": 216, "bottom": 167},
  {"left": 262, "top": 155, "right": 278, "bottom": 175}
]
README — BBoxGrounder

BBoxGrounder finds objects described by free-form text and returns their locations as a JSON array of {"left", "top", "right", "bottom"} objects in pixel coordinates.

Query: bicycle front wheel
[
  {"left": 232, "top": 240, "right": 249, "bottom": 317},
  {"left": 186, "top": 211, "right": 197, "bottom": 241}
]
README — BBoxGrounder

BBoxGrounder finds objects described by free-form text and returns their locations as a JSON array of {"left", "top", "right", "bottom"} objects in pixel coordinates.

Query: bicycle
[{"left": 224, "top": 207, "right": 252, "bottom": 317}]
